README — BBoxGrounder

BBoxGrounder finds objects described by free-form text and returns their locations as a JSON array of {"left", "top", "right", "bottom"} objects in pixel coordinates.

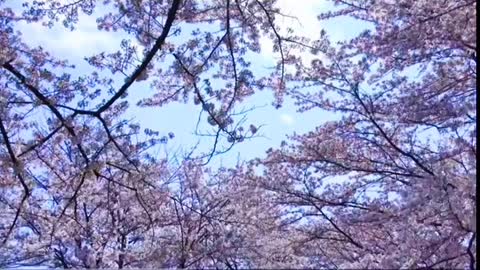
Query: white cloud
[
  {"left": 15, "top": 11, "right": 133, "bottom": 59},
  {"left": 258, "top": 0, "right": 331, "bottom": 66},
  {"left": 275, "top": 0, "right": 326, "bottom": 36},
  {"left": 280, "top": 113, "right": 295, "bottom": 126}
]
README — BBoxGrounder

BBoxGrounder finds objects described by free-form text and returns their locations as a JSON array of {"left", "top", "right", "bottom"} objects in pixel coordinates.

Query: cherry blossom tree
[
  {"left": 252, "top": 0, "right": 476, "bottom": 268},
  {"left": 0, "top": 0, "right": 476, "bottom": 268},
  {"left": 0, "top": 0, "right": 291, "bottom": 267},
  {"left": 0, "top": 159, "right": 285, "bottom": 268}
]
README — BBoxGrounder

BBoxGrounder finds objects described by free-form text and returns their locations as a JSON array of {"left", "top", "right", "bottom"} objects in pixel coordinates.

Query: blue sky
[{"left": 12, "top": 0, "right": 369, "bottom": 168}]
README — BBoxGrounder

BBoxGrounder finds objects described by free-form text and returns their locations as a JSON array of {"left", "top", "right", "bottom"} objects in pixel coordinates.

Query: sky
[{"left": 11, "top": 0, "right": 369, "bottom": 169}]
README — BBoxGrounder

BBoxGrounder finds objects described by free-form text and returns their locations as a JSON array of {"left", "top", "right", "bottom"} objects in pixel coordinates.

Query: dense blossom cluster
[
  {"left": 259, "top": 0, "right": 476, "bottom": 268},
  {"left": 0, "top": 0, "right": 476, "bottom": 268}
]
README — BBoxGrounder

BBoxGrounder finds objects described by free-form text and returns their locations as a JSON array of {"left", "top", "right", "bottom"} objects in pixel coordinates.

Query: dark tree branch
[
  {"left": 95, "top": 0, "right": 181, "bottom": 116},
  {"left": 0, "top": 117, "right": 30, "bottom": 245}
]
